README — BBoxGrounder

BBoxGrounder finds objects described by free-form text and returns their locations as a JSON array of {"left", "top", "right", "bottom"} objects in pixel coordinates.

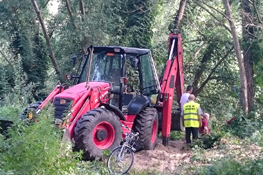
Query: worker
[
  {"left": 199, "top": 113, "right": 210, "bottom": 135},
  {"left": 182, "top": 94, "right": 202, "bottom": 144},
  {"left": 180, "top": 85, "right": 193, "bottom": 116}
]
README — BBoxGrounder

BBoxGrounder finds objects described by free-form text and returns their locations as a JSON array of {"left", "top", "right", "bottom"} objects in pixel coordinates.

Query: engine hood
[{"left": 54, "top": 82, "right": 111, "bottom": 103}]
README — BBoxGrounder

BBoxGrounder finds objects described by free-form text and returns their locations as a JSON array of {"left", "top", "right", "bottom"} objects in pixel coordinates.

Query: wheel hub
[
  {"left": 96, "top": 128, "right": 107, "bottom": 141},
  {"left": 92, "top": 121, "right": 116, "bottom": 149}
]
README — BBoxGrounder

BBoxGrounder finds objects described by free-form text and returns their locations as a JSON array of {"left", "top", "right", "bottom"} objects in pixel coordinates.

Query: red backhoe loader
[{"left": 9, "top": 33, "right": 185, "bottom": 159}]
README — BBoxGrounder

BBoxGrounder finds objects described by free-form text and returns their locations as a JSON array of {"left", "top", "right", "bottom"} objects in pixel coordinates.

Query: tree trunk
[
  {"left": 223, "top": 0, "right": 248, "bottom": 114},
  {"left": 242, "top": 0, "right": 255, "bottom": 111},
  {"left": 31, "top": 0, "right": 64, "bottom": 83},
  {"left": 79, "top": 0, "right": 89, "bottom": 54},
  {"left": 174, "top": 0, "right": 187, "bottom": 32},
  {"left": 64, "top": 0, "right": 88, "bottom": 54},
  {"left": 65, "top": 0, "right": 77, "bottom": 29},
  {"left": 79, "top": 0, "right": 85, "bottom": 20}
]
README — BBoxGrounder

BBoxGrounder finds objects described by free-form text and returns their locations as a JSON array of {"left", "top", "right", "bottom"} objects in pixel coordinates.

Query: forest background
[{"left": 0, "top": 0, "right": 263, "bottom": 174}]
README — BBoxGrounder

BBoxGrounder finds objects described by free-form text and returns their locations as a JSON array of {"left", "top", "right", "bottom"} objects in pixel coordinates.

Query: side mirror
[
  {"left": 71, "top": 54, "right": 77, "bottom": 66},
  {"left": 131, "top": 57, "right": 139, "bottom": 68}
]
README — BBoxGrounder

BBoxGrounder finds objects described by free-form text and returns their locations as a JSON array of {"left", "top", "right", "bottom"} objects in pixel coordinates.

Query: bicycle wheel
[{"left": 107, "top": 146, "right": 134, "bottom": 175}]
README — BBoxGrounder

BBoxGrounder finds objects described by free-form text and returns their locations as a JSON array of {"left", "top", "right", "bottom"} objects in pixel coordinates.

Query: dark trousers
[{"left": 185, "top": 127, "right": 199, "bottom": 144}]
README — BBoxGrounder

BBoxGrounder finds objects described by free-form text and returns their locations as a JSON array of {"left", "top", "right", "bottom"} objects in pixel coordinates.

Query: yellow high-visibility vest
[{"left": 183, "top": 101, "right": 200, "bottom": 128}]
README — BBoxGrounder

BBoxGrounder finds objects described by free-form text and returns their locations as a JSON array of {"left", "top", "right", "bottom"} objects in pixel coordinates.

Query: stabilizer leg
[{"left": 162, "top": 136, "right": 169, "bottom": 146}]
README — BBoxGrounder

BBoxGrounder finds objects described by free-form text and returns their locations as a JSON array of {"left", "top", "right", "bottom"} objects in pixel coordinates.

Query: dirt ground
[
  {"left": 130, "top": 138, "right": 262, "bottom": 174},
  {"left": 132, "top": 138, "right": 193, "bottom": 173}
]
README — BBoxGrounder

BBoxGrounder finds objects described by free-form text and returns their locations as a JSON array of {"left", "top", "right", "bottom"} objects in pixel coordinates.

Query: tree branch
[
  {"left": 0, "top": 50, "right": 14, "bottom": 69},
  {"left": 252, "top": 0, "right": 263, "bottom": 24},
  {"left": 186, "top": 17, "right": 206, "bottom": 38},
  {"left": 193, "top": 0, "right": 231, "bottom": 34},
  {"left": 174, "top": 0, "right": 187, "bottom": 32},
  {"left": 44, "top": 0, "right": 51, "bottom": 8},
  {"left": 79, "top": 0, "right": 85, "bottom": 21},
  {"left": 184, "top": 42, "right": 207, "bottom": 70},
  {"left": 194, "top": 46, "right": 234, "bottom": 95},
  {"left": 198, "top": 0, "right": 230, "bottom": 20},
  {"left": 31, "top": 0, "right": 64, "bottom": 83},
  {"left": 64, "top": 0, "right": 77, "bottom": 29}
]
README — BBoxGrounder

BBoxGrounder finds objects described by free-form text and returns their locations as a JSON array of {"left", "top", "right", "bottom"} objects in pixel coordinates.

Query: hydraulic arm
[{"left": 159, "top": 33, "right": 185, "bottom": 146}]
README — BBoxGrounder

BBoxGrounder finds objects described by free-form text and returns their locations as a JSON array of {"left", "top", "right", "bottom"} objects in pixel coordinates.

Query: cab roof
[{"left": 89, "top": 46, "right": 150, "bottom": 56}]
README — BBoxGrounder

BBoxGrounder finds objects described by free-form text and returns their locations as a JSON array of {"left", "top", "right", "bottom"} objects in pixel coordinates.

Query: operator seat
[{"left": 122, "top": 91, "right": 137, "bottom": 113}]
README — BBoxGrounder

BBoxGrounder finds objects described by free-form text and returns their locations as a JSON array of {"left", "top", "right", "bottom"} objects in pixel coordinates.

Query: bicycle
[{"left": 107, "top": 124, "right": 140, "bottom": 175}]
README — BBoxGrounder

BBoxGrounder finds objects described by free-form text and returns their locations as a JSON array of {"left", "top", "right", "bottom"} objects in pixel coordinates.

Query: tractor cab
[{"left": 78, "top": 46, "right": 160, "bottom": 113}]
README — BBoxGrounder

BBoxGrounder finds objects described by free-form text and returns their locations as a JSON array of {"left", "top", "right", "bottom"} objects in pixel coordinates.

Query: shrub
[{"left": 0, "top": 110, "right": 81, "bottom": 175}]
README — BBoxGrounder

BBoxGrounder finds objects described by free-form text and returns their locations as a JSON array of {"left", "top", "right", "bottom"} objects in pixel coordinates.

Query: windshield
[
  {"left": 79, "top": 52, "right": 123, "bottom": 85},
  {"left": 140, "top": 54, "right": 159, "bottom": 95}
]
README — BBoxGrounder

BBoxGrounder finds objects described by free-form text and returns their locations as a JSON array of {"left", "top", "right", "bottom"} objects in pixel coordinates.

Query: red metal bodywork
[
  {"left": 159, "top": 34, "right": 185, "bottom": 140},
  {"left": 121, "top": 114, "right": 136, "bottom": 137},
  {"left": 38, "top": 82, "right": 111, "bottom": 138},
  {"left": 36, "top": 85, "right": 65, "bottom": 112}
]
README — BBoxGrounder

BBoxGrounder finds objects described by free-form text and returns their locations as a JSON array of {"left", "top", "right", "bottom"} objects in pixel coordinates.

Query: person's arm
[
  {"left": 181, "top": 110, "right": 184, "bottom": 127},
  {"left": 198, "top": 115, "right": 202, "bottom": 127},
  {"left": 197, "top": 106, "right": 202, "bottom": 127},
  {"left": 203, "top": 126, "right": 208, "bottom": 134},
  {"left": 203, "top": 119, "right": 209, "bottom": 134}
]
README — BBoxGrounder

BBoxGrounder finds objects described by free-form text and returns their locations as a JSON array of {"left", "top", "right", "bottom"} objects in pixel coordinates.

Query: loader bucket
[{"left": 0, "top": 119, "right": 13, "bottom": 135}]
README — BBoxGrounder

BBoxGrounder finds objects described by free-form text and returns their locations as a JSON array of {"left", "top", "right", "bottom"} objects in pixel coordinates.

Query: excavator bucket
[
  {"left": 0, "top": 119, "right": 13, "bottom": 136},
  {"left": 171, "top": 111, "right": 185, "bottom": 131}
]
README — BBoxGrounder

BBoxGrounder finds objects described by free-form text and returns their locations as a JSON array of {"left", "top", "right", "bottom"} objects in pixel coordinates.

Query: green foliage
[
  {"left": 192, "top": 133, "right": 223, "bottom": 149},
  {"left": 198, "top": 158, "right": 263, "bottom": 175},
  {"left": 0, "top": 65, "right": 13, "bottom": 98},
  {"left": 107, "top": 0, "right": 159, "bottom": 48},
  {"left": 170, "top": 131, "right": 185, "bottom": 140},
  {"left": 0, "top": 106, "right": 22, "bottom": 122},
  {"left": 0, "top": 109, "right": 81, "bottom": 175},
  {"left": 0, "top": 0, "right": 49, "bottom": 101},
  {"left": 0, "top": 56, "right": 37, "bottom": 107}
]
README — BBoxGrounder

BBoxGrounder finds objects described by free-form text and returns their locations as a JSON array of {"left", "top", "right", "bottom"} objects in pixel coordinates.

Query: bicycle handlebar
[
  {"left": 122, "top": 124, "right": 131, "bottom": 131},
  {"left": 122, "top": 124, "right": 139, "bottom": 137}
]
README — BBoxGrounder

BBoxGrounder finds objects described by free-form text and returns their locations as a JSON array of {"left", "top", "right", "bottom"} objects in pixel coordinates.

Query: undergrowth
[{"left": 0, "top": 107, "right": 111, "bottom": 175}]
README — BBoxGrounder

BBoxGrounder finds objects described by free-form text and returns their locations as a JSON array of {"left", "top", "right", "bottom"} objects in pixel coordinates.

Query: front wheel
[
  {"left": 74, "top": 108, "right": 122, "bottom": 160},
  {"left": 107, "top": 146, "right": 134, "bottom": 175}
]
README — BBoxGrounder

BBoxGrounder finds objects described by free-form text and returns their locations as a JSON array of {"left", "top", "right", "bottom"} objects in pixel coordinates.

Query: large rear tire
[
  {"left": 74, "top": 108, "right": 122, "bottom": 160},
  {"left": 133, "top": 107, "right": 158, "bottom": 150}
]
